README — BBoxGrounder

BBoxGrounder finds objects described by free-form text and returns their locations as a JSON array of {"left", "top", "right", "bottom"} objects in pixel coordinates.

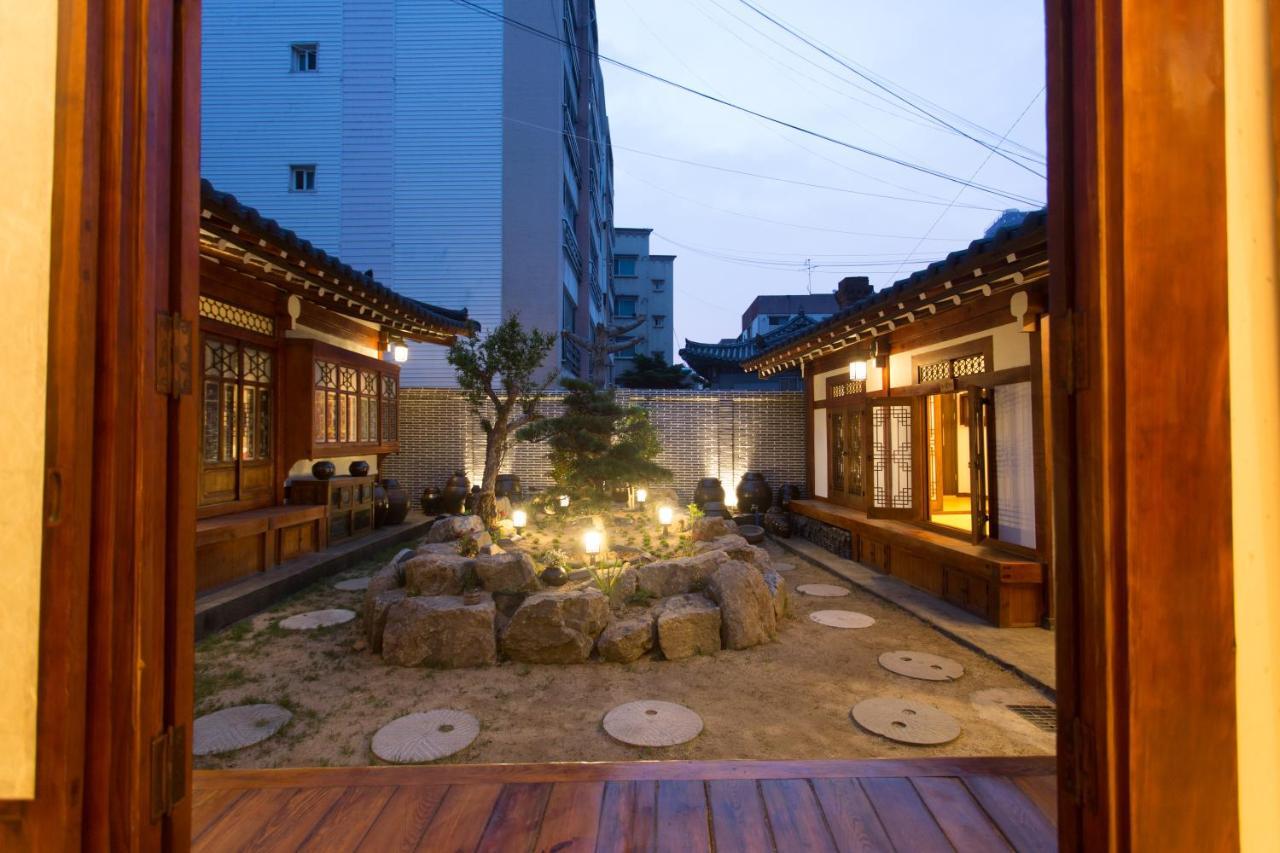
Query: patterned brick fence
[{"left": 382, "top": 388, "right": 806, "bottom": 506}]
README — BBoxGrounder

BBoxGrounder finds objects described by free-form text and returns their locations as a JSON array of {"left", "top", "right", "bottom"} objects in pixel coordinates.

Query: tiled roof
[
  {"left": 200, "top": 179, "right": 478, "bottom": 337},
  {"left": 746, "top": 208, "right": 1047, "bottom": 368},
  {"left": 681, "top": 314, "right": 818, "bottom": 367},
  {"left": 741, "top": 293, "right": 840, "bottom": 330}
]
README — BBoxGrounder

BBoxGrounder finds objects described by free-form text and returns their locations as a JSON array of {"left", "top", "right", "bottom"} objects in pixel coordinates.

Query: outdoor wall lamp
[
  {"left": 658, "top": 505, "right": 674, "bottom": 536},
  {"left": 392, "top": 343, "right": 409, "bottom": 363},
  {"left": 583, "top": 529, "right": 603, "bottom": 563},
  {"left": 848, "top": 359, "right": 868, "bottom": 382}
]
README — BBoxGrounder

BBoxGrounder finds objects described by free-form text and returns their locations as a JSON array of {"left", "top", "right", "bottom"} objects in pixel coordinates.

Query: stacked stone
[{"left": 361, "top": 513, "right": 790, "bottom": 670}]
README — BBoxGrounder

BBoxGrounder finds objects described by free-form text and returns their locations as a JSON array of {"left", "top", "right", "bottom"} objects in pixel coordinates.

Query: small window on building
[
  {"left": 616, "top": 344, "right": 636, "bottom": 360},
  {"left": 291, "top": 43, "right": 318, "bottom": 72},
  {"left": 615, "top": 295, "right": 637, "bottom": 317},
  {"left": 613, "top": 256, "right": 637, "bottom": 277},
  {"left": 651, "top": 350, "right": 665, "bottom": 363},
  {"left": 652, "top": 315, "right": 665, "bottom": 328},
  {"left": 652, "top": 278, "right": 665, "bottom": 291},
  {"left": 768, "top": 315, "right": 787, "bottom": 326},
  {"left": 290, "top": 165, "right": 316, "bottom": 192}
]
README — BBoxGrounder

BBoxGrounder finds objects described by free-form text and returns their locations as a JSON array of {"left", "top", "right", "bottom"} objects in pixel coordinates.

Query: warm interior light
[
  {"left": 558, "top": 494, "right": 570, "bottom": 508},
  {"left": 635, "top": 488, "right": 647, "bottom": 504},
  {"left": 512, "top": 509, "right": 527, "bottom": 530},
  {"left": 392, "top": 343, "right": 409, "bottom": 363},
  {"left": 657, "top": 506, "right": 674, "bottom": 526},
  {"left": 849, "top": 359, "right": 868, "bottom": 381},
  {"left": 583, "top": 529, "right": 603, "bottom": 555}
]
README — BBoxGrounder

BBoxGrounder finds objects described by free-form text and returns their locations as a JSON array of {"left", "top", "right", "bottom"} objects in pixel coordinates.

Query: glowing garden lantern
[
  {"left": 658, "top": 505, "right": 674, "bottom": 535},
  {"left": 635, "top": 488, "right": 647, "bottom": 505},
  {"left": 583, "top": 529, "right": 603, "bottom": 563},
  {"left": 559, "top": 494, "right": 570, "bottom": 509},
  {"left": 512, "top": 509, "right": 527, "bottom": 532}
]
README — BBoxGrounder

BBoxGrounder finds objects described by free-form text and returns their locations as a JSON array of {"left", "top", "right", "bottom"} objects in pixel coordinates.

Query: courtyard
[{"left": 193, "top": 516, "right": 1053, "bottom": 770}]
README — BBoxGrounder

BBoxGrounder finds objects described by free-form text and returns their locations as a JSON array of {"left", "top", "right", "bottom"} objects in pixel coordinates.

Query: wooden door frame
[
  {"left": 1046, "top": 0, "right": 1238, "bottom": 848},
  {"left": 3, "top": 0, "right": 200, "bottom": 848}
]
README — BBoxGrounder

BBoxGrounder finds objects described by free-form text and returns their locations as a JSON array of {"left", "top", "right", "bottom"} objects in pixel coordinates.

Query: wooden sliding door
[{"left": 868, "top": 398, "right": 919, "bottom": 520}]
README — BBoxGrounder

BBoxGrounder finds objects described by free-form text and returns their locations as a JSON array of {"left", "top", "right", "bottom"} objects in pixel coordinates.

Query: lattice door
[{"left": 869, "top": 399, "right": 916, "bottom": 518}]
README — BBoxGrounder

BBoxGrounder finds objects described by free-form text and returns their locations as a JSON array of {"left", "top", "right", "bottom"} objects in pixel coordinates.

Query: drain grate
[{"left": 1006, "top": 704, "right": 1057, "bottom": 733}]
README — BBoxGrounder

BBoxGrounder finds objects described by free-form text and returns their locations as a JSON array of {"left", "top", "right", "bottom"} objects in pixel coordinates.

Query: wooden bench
[
  {"left": 196, "top": 504, "right": 328, "bottom": 593},
  {"left": 790, "top": 499, "right": 1045, "bottom": 627}
]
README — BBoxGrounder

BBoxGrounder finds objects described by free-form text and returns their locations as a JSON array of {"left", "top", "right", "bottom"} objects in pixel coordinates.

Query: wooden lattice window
[
  {"left": 917, "top": 351, "right": 988, "bottom": 384},
  {"left": 202, "top": 338, "right": 239, "bottom": 464},
  {"left": 200, "top": 335, "right": 275, "bottom": 509},
  {"left": 380, "top": 373, "right": 398, "bottom": 443},
  {"left": 239, "top": 346, "right": 272, "bottom": 461},
  {"left": 831, "top": 412, "right": 846, "bottom": 492}
]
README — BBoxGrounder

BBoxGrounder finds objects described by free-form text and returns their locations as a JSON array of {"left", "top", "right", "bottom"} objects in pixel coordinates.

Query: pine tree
[{"left": 519, "top": 378, "right": 672, "bottom": 498}]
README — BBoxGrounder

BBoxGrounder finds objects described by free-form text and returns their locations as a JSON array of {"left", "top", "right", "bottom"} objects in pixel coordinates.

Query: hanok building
[
  {"left": 196, "top": 180, "right": 476, "bottom": 593},
  {"left": 743, "top": 211, "right": 1050, "bottom": 628}
]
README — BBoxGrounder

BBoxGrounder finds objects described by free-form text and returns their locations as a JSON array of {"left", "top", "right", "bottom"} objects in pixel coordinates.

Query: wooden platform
[
  {"left": 790, "top": 499, "right": 1045, "bottom": 627},
  {"left": 192, "top": 756, "right": 1058, "bottom": 851}
]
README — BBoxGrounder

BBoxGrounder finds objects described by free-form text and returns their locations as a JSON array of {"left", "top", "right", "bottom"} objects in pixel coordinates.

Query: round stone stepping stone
[
  {"left": 771, "top": 561, "right": 796, "bottom": 573},
  {"left": 279, "top": 608, "right": 356, "bottom": 630},
  {"left": 371, "top": 710, "right": 480, "bottom": 764},
  {"left": 193, "top": 704, "right": 291, "bottom": 756},
  {"left": 333, "top": 577, "right": 370, "bottom": 591},
  {"left": 796, "top": 583, "right": 851, "bottom": 598},
  {"left": 809, "top": 610, "right": 875, "bottom": 629},
  {"left": 879, "top": 650, "right": 964, "bottom": 681},
  {"left": 603, "top": 700, "right": 703, "bottom": 747},
  {"left": 850, "top": 698, "right": 960, "bottom": 745}
]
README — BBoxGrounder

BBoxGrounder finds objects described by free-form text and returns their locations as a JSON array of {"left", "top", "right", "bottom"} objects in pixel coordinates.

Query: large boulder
[
  {"left": 656, "top": 594, "right": 721, "bottom": 660},
  {"left": 365, "top": 588, "right": 407, "bottom": 653},
  {"left": 763, "top": 569, "right": 789, "bottom": 622},
  {"left": 596, "top": 614, "right": 656, "bottom": 663},
  {"left": 501, "top": 588, "right": 611, "bottom": 664},
  {"left": 426, "top": 514, "right": 486, "bottom": 543},
  {"left": 707, "top": 561, "right": 777, "bottom": 650},
  {"left": 417, "top": 541, "right": 462, "bottom": 556},
  {"left": 363, "top": 557, "right": 409, "bottom": 627},
  {"left": 473, "top": 551, "right": 540, "bottom": 594},
  {"left": 381, "top": 594, "right": 497, "bottom": 668},
  {"left": 693, "top": 535, "right": 772, "bottom": 572},
  {"left": 691, "top": 515, "right": 739, "bottom": 542},
  {"left": 403, "top": 552, "right": 472, "bottom": 596},
  {"left": 632, "top": 550, "right": 729, "bottom": 599}
]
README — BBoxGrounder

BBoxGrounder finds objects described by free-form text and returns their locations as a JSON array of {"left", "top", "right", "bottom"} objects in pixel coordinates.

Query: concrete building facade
[
  {"left": 201, "top": 0, "right": 614, "bottom": 386},
  {"left": 610, "top": 227, "right": 675, "bottom": 368}
]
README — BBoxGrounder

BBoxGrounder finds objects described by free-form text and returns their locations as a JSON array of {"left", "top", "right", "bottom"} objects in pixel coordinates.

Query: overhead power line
[
  {"left": 444, "top": 0, "right": 1043, "bottom": 206},
  {"left": 732, "top": 0, "right": 1049, "bottom": 178},
  {"left": 503, "top": 115, "right": 1010, "bottom": 211}
]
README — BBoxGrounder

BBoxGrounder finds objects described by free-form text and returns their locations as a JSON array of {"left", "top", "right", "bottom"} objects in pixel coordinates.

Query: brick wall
[{"left": 382, "top": 388, "right": 806, "bottom": 505}]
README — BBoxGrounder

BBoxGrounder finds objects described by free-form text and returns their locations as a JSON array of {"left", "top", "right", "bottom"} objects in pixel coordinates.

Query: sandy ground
[{"left": 194, "top": 537, "right": 1055, "bottom": 769}]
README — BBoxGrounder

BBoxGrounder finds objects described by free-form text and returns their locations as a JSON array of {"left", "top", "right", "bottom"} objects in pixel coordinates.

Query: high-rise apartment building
[
  {"left": 201, "top": 0, "right": 614, "bottom": 385},
  {"left": 610, "top": 227, "right": 675, "bottom": 367}
]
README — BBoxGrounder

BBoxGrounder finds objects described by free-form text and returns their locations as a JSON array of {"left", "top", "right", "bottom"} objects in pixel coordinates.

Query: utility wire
[
  {"left": 504, "top": 115, "right": 1008, "bottom": 211},
  {"left": 885, "top": 86, "right": 1046, "bottom": 285},
  {"left": 733, "top": 0, "right": 1049, "bottom": 178},
  {"left": 620, "top": 166, "right": 976, "bottom": 241},
  {"left": 445, "top": 0, "right": 1043, "bottom": 206}
]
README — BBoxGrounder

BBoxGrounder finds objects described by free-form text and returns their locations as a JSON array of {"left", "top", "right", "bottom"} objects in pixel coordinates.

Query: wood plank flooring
[{"left": 193, "top": 756, "right": 1057, "bottom": 851}]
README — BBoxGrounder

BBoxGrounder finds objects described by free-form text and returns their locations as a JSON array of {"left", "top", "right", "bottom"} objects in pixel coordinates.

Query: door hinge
[
  {"left": 1063, "top": 309, "right": 1089, "bottom": 393},
  {"left": 150, "top": 724, "right": 187, "bottom": 822},
  {"left": 156, "top": 312, "right": 193, "bottom": 399}
]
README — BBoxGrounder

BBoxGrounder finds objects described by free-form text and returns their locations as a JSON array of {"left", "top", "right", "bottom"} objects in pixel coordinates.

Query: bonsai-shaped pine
[
  {"left": 448, "top": 314, "right": 557, "bottom": 526},
  {"left": 614, "top": 353, "right": 697, "bottom": 389},
  {"left": 519, "top": 378, "right": 672, "bottom": 500}
]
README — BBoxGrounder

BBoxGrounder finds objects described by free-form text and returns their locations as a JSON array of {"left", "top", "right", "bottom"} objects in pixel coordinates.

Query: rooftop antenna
[{"left": 805, "top": 258, "right": 814, "bottom": 294}]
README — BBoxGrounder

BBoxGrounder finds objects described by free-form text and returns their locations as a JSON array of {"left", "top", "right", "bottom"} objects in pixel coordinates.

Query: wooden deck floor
[{"left": 192, "top": 756, "right": 1057, "bottom": 851}]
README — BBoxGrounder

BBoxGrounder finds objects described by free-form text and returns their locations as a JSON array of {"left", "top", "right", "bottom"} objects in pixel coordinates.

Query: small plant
[
  {"left": 588, "top": 559, "right": 627, "bottom": 599},
  {"left": 627, "top": 589, "right": 654, "bottom": 607},
  {"left": 458, "top": 535, "right": 480, "bottom": 557},
  {"left": 687, "top": 503, "right": 704, "bottom": 520},
  {"left": 538, "top": 547, "right": 570, "bottom": 568}
]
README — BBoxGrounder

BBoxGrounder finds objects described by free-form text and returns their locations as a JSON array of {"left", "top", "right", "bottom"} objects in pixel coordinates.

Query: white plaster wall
[{"left": 812, "top": 414, "right": 828, "bottom": 498}]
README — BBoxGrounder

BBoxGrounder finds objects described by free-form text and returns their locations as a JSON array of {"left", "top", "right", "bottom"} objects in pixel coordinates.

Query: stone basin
[{"left": 738, "top": 524, "right": 766, "bottom": 545}]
